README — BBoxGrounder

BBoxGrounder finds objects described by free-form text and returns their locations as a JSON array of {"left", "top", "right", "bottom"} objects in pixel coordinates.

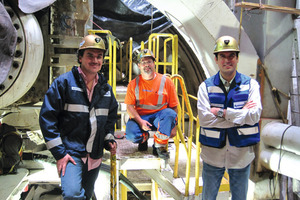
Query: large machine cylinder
[{"left": 261, "top": 122, "right": 300, "bottom": 155}]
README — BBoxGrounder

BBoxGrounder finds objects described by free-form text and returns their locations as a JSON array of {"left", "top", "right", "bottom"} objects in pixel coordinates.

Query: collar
[
  {"left": 215, "top": 71, "right": 241, "bottom": 86},
  {"left": 141, "top": 72, "right": 157, "bottom": 81},
  {"left": 219, "top": 73, "right": 235, "bottom": 86},
  {"left": 78, "top": 67, "right": 99, "bottom": 84}
]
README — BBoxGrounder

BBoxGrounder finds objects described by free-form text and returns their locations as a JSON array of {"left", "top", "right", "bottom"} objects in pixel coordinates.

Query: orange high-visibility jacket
[{"left": 125, "top": 73, "right": 178, "bottom": 116}]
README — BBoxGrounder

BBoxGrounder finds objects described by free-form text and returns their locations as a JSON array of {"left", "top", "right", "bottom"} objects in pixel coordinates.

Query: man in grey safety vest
[{"left": 197, "top": 35, "right": 262, "bottom": 200}]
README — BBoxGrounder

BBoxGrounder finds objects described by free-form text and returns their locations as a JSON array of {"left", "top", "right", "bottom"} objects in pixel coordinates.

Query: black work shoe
[
  {"left": 138, "top": 140, "right": 148, "bottom": 151},
  {"left": 152, "top": 145, "right": 170, "bottom": 159},
  {"left": 138, "top": 132, "right": 149, "bottom": 151}
]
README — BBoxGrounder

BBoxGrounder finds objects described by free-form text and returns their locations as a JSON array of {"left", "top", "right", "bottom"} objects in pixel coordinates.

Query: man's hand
[
  {"left": 108, "top": 141, "right": 117, "bottom": 155},
  {"left": 139, "top": 119, "right": 152, "bottom": 131},
  {"left": 243, "top": 100, "right": 256, "bottom": 109},
  {"left": 56, "top": 154, "right": 76, "bottom": 177},
  {"left": 210, "top": 107, "right": 219, "bottom": 116},
  {"left": 210, "top": 107, "right": 226, "bottom": 117}
]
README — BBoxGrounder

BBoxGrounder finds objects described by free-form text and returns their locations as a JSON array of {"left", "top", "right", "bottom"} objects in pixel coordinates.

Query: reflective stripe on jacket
[
  {"left": 135, "top": 74, "right": 168, "bottom": 110},
  {"left": 39, "top": 66, "right": 118, "bottom": 160},
  {"left": 200, "top": 71, "right": 260, "bottom": 148}
]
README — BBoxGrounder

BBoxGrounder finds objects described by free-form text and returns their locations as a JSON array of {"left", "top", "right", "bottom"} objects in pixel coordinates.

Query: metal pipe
[
  {"left": 260, "top": 147, "right": 300, "bottom": 181},
  {"left": 261, "top": 122, "right": 300, "bottom": 155}
]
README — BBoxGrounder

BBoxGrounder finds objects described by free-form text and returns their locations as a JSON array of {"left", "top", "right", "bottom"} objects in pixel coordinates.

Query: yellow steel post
[
  {"left": 173, "top": 104, "right": 182, "bottom": 178},
  {"left": 174, "top": 35, "right": 179, "bottom": 75},
  {"left": 121, "top": 170, "right": 128, "bottom": 200},
  {"left": 120, "top": 42, "right": 123, "bottom": 80},
  {"left": 110, "top": 154, "right": 117, "bottom": 199},
  {"left": 128, "top": 38, "right": 133, "bottom": 82},
  {"left": 113, "top": 41, "right": 117, "bottom": 95},
  {"left": 141, "top": 41, "right": 144, "bottom": 50},
  {"left": 164, "top": 38, "right": 172, "bottom": 74},
  {"left": 155, "top": 36, "right": 160, "bottom": 72},
  {"left": 155, "top": 182, "right": 159, "bottom": 200},
  {"left": 108, "top": 36, "right": 112, "bottom": 86},
  {"left": 181, "top": 96, "right": 185, "bottom": 133},
  {"left": 195, "top": 119, "right": 201, "bottom": 195}
]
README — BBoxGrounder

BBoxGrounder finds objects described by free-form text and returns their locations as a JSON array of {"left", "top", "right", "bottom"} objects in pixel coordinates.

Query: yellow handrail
[
  {"left": 195, "top": 117, "right": 201, "bottom": 195},
  {"left": 148, "top": 33, "right": 178, "bottom": 76},
  {"left": 170, "top": 74, "right": 196, "bottom": 197},
  {"left": 125, "top": 37, "right": 133, "bottom": 82}
]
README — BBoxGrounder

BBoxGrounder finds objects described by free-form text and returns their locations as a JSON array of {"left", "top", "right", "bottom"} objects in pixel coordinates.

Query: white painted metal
[
  {"left": 258, "top": 0, "right": 294, "bottom": 119},
  {"left": 147, "top": 0, "right": 259, "bottom": 79},
  {"left": 0, "top": 11, "right": 43, "bottom": 108},
  {"left": 262, "top": 122, "right": 300, "bottom": 155},
  {"left": 0, "top": 168, "right": 29, "bottom": 200},
  {"left": 145, "top": 169, "right": 183, "bottom": 200},
  {"left": 2, "top": 108, "right": 41, "bottom": 130},
  {"left": 260, "top": 147, "right": 300, "bottom": 181},
  {"left": 18, "top": 0, "right": 56, "bottom": 13}
]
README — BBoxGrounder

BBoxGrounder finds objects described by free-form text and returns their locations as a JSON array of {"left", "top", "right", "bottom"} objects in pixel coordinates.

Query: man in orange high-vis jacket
[{"left": 125, "top": 49, "right": 178, "bottom": 159}]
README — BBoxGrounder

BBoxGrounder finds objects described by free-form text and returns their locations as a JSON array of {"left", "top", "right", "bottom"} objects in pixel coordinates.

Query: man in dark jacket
[
  {"left": 39, "top": 34, "right": 118, "bottom": 200},
  {"left": 0, "top": 123, "right": 22, "bottom": 175}
]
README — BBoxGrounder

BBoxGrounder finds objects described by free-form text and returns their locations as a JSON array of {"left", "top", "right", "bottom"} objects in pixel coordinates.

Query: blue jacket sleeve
[{"left": 39, "top": 79, "right": 67, "bottom": 160}]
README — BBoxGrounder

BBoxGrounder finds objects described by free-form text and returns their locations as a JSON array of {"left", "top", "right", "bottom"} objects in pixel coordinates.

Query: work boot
[
  {"left": 138, "top": 132, "right": 149, "bottom": 151},
  {"left": 152, "top": 144, "right": 170, "bottom": 159}
]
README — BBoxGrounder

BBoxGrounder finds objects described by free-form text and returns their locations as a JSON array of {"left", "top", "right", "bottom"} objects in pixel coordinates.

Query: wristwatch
[{"left": 217, "top": 108, "right": 224, "bottom": 118}]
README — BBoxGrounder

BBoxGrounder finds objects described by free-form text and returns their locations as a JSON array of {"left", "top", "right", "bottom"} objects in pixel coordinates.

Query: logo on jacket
[
  {"left": 72, "top": 87, "right": 83, "bottom": 92},
  {"left": 142, "top": 89, "right": 152, "bottom": 92},
  {"left": 104, "top": 91, "right": 111, "bottom": 97}
]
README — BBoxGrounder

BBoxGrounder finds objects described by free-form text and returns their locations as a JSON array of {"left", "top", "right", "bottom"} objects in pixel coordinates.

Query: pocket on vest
[
  {"left": 199, "top": 128, "right": 225, "bottom": 148},
  {"left": 229, "top": 126, "right": 260, "bottom": 147}
]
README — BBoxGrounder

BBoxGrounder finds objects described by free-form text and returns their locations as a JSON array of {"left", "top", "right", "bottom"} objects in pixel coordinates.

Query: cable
[
  {"left": 269, "top": 124, "right": 292, "bottom": 199},
  {"left": 0, "top": 112, "right": 13, "bottom": 119}
]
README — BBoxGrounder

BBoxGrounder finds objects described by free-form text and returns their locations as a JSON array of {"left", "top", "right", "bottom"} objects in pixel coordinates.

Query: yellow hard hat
[
  {"left": 78, "top": 35, "right": 106, "bottom": 51},
  {"left": 137, "top": 49, "right": 155, "bottom": 62},
  {"left": 214, "top": 36, "right": 239, "bottom": 54}
]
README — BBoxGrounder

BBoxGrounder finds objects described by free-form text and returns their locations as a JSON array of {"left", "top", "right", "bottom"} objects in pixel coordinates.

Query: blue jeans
[
  {"left": 60, "top": 156, "right": 101, "bottom": 200},
  {"left": 202, "top": 162, "right": 250, "bottom": 200},
  {"left": 125, "top": 108, "right": 177, "bottom": 143}
]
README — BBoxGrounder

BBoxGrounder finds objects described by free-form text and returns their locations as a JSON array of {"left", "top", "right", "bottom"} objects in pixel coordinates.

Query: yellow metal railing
[
  {"left": 148, "top": 33, "right": 178, "bottom": 75},
  {"left": 170, "top": 74, "right": 195, "bottom": 196},
  {"left": 125, "top": 37, "right": 133, "bottom": 82}
]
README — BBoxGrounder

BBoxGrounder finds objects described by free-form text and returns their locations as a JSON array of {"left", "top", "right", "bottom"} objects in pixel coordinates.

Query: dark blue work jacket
[
  {"left": 39, "top": 66, "right": 118, "bottom": 160},
  {"left": 200, "top": 71, "right": 260, "bottom": 148}
]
